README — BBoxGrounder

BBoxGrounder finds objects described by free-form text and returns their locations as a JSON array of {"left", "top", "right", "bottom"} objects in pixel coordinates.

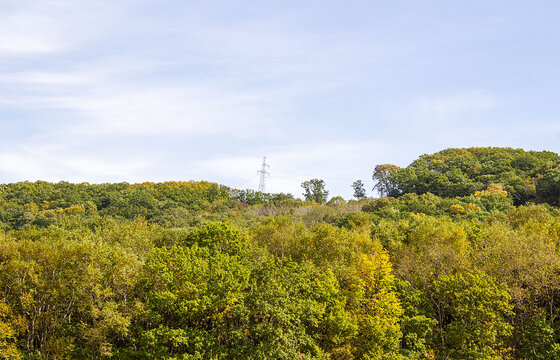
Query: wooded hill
[
  {"left": 1, "top": 147, "right": 560, "bottom": 359},
  {"left": 377, "top": 147, "right": 560, "bottom": 204}
]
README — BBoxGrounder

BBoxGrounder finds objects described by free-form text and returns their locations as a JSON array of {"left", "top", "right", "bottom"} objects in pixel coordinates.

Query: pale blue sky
[{"left": 1, "top": 1, "right": 560, "bottom": 198}]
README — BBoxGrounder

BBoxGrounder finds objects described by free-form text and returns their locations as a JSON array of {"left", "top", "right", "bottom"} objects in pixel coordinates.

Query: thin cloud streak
[
  {"left": 0, "top": 0, "right": 146, "bottom": 56},
  {"left": 0, "top": 10, "right": 62, "bottom": 55},
  {"left": 1, "top": 85, "right": 280, "bottom": 137},
  {"left": 0, "top": 146, "right": 152, "bottom": 183},
  {"left": 415, "top": 91, "right": 500, "bottom": 121}
]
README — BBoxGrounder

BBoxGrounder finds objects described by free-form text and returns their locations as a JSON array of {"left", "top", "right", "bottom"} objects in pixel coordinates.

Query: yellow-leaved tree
[
  {"left": 347, "top": 252, "right": 405, "bottom": 360},
  {"left": 0, "top": 299, "right": 22, "bottom": 360}
]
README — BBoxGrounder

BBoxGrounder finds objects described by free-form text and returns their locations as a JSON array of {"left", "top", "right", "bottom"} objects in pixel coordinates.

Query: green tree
[
  {"left": 373, "top": 164, "right": 400, "bottom": 197},
  {"left": 432, "top": 270, "right": 513, "bottom": 359},
  {"left": 537, "top": 165, "right": 560, "bottom": 205},
  {"left": 137, "top": 245, "right": 250, "bottom": 359},
  {"left": 380, "top": 148, "right": 560, "bottom": 203},
  {"left": 474, "top": 206, "right": 560, "bottom": 359},
  {"left": 301, "top": 179, "right": 329, "bottom": 204},
  {"left": 352, "top": 180, "right": 367, "bottom": 200},
  {"left": 394, "top": 279, "right": 437, "bottom": 360}
]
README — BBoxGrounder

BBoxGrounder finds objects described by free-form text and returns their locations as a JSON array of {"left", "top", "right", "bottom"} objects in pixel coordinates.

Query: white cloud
[
  {"left": 0, "top": 72, "right": 95, "bottom": 86},
  {"left": 0, "top": 10, "right": 62, "bottom": 54},
  {"left": 0, "top": 146, "right": 150, "bottom": 183},
  {"left": 0, "top": 59, "right": 283, "bottom": 138},
  {"left": 0, "top": 1, "right": 140, "bottom": 56},
  {"left": 0, "top": 1, "right": 387, "bottom": 143},
  {"left": 3, "top": 84, "right": 278, "bottom": 138}
]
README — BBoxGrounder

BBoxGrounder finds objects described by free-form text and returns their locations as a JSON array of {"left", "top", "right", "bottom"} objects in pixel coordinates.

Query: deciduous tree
[
  {"left": 373, "top": 164, "right": 400, "bottom": 197},
  {"left": 352, "top": 180, "right": 367, "bottom": 200},
  {"left": 301, "top": 179, "right": 329, "bottom": 204}
]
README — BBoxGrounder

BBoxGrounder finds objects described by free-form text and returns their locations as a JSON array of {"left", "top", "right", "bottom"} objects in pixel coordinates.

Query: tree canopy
[
  {"left": 375, "top": 147, "right": 560, "bottom": 205},
  {"left": 1, "top": 147, "right": 560, "bottom": 358}
]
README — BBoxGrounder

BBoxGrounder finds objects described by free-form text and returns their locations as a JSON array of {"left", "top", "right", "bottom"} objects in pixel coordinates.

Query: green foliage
[
  {"left": 380, "top": 215, "right": 470, "bottom": 285},
  {"left": 253, "top": 216, "right": 380, "bottom": 270},
  {"left": 238, "top": 259, "right": 328, "bottom": 359},
  {"left": 251, "top": 217, "right": 406, "bottom": 359},
  {"left": 431, "top": 270, "right": 513, "bottom": 359},
  {"left": 1, "top": 148, "right": 560, "bottom": 358},
  {"left": 394, "top": 279, "right": 436, "bottom": 359},
  {"left": 514, "top": 312, "right": 560, "bottom": 360},
  {"left": 373, "top": 164, "right": 400, "bottom": 197},
  {"left": 334, "top": 211, "right": 372, "bottom": 232},
  {"left": 386, "top": 147, "right": 560, "bottom": 205},
  {"left": 0, "top": 228, "right": 144, "bottom": 359},
  {"left": 138, "top": 245, "right": 251, "bottom": 358},
  {"left": 182, "top": 222, "right": 249, "bottom": 256},
  {"left": 301, "top": 179, "right": 329, "bottom": 204},
  {"left": 352, "top": 180, "right": 367, "bottom": 200},
  {"left": 536, "top": 165, "right": 560, "bottom": 206}
]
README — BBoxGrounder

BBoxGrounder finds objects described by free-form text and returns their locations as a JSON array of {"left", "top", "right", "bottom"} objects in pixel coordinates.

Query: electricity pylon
[{"left": 257, "top": 157, "right": 270, "bottom": 193}]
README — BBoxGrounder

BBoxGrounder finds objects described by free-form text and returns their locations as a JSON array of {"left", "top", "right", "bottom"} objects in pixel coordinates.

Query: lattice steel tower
[{"left": 257, "top": 156, "right": 270, "bottom": 193}]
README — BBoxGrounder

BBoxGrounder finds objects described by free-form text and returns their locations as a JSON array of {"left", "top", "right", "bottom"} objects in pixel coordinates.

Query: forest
[{"left": 1, "top": 147, "right": 560, "bottom": 359}]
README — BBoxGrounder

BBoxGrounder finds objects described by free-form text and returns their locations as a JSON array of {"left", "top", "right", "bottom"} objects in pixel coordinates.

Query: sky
[{"left": 1, "top": 0, "right": 560, "bottom": 199}]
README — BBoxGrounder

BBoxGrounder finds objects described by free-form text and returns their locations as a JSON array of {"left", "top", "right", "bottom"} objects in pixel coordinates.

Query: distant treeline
[{"left": 0, "top": 181, "right": 298, "bottom": 231}]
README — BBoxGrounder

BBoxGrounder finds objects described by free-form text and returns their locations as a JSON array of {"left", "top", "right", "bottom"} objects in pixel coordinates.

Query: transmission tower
[{"left": 257, "top": 156, "right": 270, "bottom": 193}]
